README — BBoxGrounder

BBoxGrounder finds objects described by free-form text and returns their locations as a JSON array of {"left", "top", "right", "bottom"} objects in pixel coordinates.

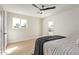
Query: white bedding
[{"left": 43, "top": 36, "right": 79, "bottom": 55}]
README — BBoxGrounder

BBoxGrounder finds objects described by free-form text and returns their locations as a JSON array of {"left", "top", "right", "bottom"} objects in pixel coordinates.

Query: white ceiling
[{"left": 1, "top": 4, "right": 79, "bottom": 18}]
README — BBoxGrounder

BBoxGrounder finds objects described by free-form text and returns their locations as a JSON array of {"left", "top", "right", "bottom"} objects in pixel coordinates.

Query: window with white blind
[
  {"left": 12, "top": 17, "right": 28, "bottom": 28},
  {"left": 48, "top": 21, "right": 54, "bottom": 32}
]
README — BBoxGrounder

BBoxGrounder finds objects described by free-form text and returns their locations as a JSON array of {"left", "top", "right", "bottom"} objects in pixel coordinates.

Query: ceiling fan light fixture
[
  {"left": 37, "top": 10, "right": 45, "bottom": 14},
  {"left": 40, "top": 10, "right": 45, "bottom": 14},
  {"left": 32, "top": 4, "right": 56, "bottom": 14}
]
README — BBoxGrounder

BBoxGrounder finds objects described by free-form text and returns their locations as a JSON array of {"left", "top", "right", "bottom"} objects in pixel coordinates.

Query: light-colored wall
[
  {"left": 7, "top": 12, "right": 42, "bottom": 43},
  {"left": 7, "top": 7, "right": 79, "bottom": 43},
  {"left": 43, "top": 8, "right": 79, "bottom": 38}
]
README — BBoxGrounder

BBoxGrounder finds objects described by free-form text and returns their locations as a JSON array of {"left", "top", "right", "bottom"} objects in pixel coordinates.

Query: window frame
[{"left": 12, "top": 17, "right": 28, "bottom": 29}]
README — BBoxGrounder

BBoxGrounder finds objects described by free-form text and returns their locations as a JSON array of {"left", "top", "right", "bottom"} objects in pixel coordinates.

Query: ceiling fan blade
[
  {"left": 32, "top": 4, "right": 40, "bottom": 10},
  {"left": 40, "top": 6, "right": 56, "bottom": 10}
]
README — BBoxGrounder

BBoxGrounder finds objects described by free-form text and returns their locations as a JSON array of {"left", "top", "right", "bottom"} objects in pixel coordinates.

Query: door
[
  {"left": 0, "top": 8, "right": 6, "bottom": 55},
  {"left": 4, "top": 11, "right": 8, "bottom": 52},
  {"left": 1, "top": 10, "right": 7, "bottom": 54},
  {"left": 0, "top": 8, "right": 3, "bottom": 54}
]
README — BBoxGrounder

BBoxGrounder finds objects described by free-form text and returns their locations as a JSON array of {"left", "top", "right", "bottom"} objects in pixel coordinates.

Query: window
[
  {"left": 21, "top": 19, "right": 27, "bottom": 28},
  {"left": 48, "top": 21, "right": 54, "bottom": 28},
  {"left": 12, "top": 17, "right": 20, "bottom": 28},
  {"left": 12, "top": 17, "right": 27, "bottom": 28},
  {"left": 48, "top": 21, "right": 54, "bottom": 32}
]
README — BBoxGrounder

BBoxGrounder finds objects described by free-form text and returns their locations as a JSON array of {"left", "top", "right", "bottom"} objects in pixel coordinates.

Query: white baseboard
[{"left": 8, "top": 36, "right": 42, "bottom": 44}]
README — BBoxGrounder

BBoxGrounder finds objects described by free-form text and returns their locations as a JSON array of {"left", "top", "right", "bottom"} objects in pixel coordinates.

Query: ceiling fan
[{"left": 32, "top": 4, "right": 56, "bottom": 14}]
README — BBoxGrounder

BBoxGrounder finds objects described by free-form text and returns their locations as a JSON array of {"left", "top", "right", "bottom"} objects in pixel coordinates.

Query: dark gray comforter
[{"left": 34, "top": 35, "right": 66, "bottom": 55}]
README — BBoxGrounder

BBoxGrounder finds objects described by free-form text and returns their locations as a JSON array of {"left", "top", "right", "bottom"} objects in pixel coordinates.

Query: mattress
[{"left": 43, "top": 36, "right": 79, "bottom": 55}]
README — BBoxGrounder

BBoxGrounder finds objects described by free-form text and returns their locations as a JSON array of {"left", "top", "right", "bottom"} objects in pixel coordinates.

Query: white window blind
[{"left": 12, "top": 17, "right": 27, "bottom": 28}]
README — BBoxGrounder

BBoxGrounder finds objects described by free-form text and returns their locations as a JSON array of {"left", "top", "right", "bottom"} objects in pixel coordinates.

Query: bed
[
  {"left": 43, "top": 36, "right": 79, "bottom": 55},
  {"left": 34, "top": 35, "right": 66, "bottom": 55}
]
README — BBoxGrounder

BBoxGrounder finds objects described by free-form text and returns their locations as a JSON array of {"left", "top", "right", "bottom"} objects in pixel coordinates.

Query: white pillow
[{"left": 76, "top": 39, "right": 79, "bottom": 47}]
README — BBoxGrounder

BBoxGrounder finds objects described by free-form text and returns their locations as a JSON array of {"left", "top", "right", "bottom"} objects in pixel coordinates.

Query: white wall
[
  {"left": 7, "top": 12, "right": 42, "bottom": 43},
  {"left": 43, "top": 8, "right": 79, "bottom": 38}
]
